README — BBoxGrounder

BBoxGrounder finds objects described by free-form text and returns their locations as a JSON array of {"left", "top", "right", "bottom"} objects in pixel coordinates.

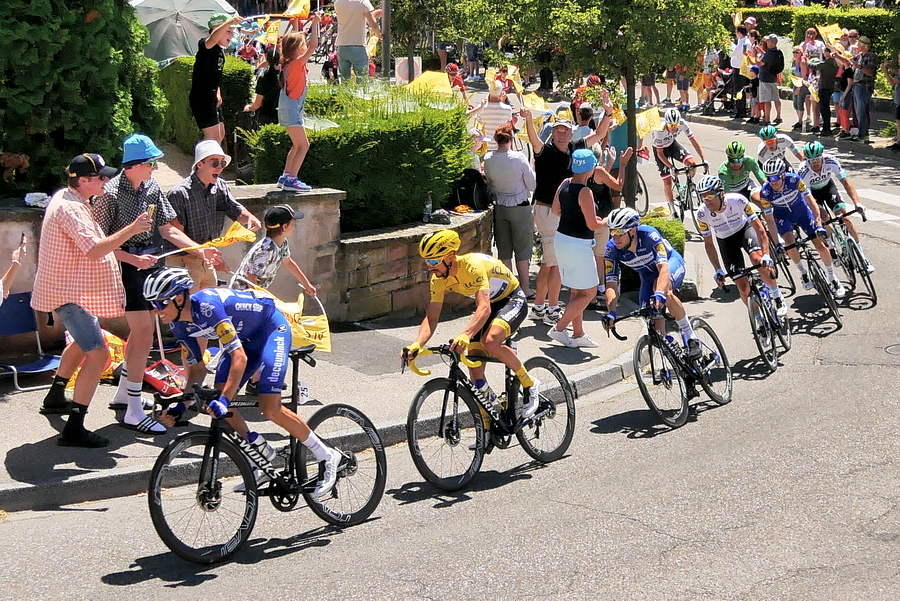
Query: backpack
[{"left": 771, "top": 49, "right": 785, "bottom": 75}]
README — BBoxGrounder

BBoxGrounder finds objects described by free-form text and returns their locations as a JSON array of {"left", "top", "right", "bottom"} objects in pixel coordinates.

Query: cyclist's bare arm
[
  {"left": 401, "top": 302, "right": 442, "bottom": 361},
  {"left": 840, "top": 177, "right": 861, "bottom": 207},
  {"left": 452, "top": 289, "right": 492, "bottom": 354},
  {"left": 703, "top": 236, "right": 722, "bottom": 272},
  {"left": 751, "top": 218, "right": 771, "bottom": 256},
  {"left": 688, "top": 135, "right": 707, "bottom": 166},
  {"left": 803, "top": 191, "right": 822, "bottom": 224}
]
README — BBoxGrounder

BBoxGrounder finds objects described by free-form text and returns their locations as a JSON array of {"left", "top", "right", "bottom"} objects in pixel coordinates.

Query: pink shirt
[{"left": 31, "top": 187, "right": 125, "bottom": 318}]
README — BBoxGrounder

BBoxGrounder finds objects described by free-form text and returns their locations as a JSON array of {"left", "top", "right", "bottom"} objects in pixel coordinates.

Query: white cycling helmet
[
  {"left": 607, "top": 207, "right": 641, "bottom": 231},
  {"left": 664, "top": 108, "right": 681, "bottom": 126},
  {"left": 143, "top": 267, "right": 194, "bottom": 302},
  {"left": 762, "top": 157, "right": 787, "bottom": 178},
  {"left": 696, "top": 175, "right": 724, "bottom": 196}
]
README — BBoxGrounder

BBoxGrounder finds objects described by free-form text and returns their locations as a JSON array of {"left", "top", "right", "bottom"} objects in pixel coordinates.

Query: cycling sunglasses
[
  {"left": 701, "top": 193, "right": 720, "bottom": 202},
  {"left": 767, "top": 174, "right": 784, "bottom": 182},
  {"left": 424, "top": 258, "right": 443, "bottom": 267},
  {"left": 151, "top": 298, "right": 172, "bottom": 311},
  {"left": 728, "top": 157, "right": 744, "bottom": 164},
  {"left": 609, "top": 228, "right": 629, "bottom": 237}
]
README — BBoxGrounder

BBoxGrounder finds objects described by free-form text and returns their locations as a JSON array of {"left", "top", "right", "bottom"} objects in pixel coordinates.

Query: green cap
[{"left": 208, "top": 13, "right": 230, "bottom": 30}]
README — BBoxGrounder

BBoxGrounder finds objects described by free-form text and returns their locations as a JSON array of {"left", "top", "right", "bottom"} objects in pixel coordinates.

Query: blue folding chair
[{"left": 0, "top": 292, "right": 61, "bottom": 392}]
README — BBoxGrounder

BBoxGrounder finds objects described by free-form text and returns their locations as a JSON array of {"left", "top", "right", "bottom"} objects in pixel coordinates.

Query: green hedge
[
  {"left": 619, "top": 218, "right": 686, "bottom": 293},
  {"left": 251, "top": 85, "right": 472, "bottom": 232},
  {"left": 158, "top": 56, "right": 253, "bottom": 155},
  {"left": 0, "top": 0, "right": 167, "bottom": 193}
]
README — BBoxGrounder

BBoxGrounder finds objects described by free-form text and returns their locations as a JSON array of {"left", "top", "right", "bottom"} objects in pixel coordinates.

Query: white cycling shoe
[
  {"left": 520, "top": 377, "right": 541, "bottom": 420},
  {"left": 311, "top": 450, "right": 341, "bottom": 501}
]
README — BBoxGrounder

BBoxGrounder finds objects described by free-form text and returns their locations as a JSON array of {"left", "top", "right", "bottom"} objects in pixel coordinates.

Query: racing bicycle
[
  {"left": 403, "top": 342, "right": 575, "bottom": 491},
  {"left": 669, "top": 162, "right": 709, "bottom": 236},
  {"left": 784, "top": 227, "right": 842, "bottom": 329},
  {"left": 147, "top": 345, "right": 387, "bottom": 564},
  {"left": 821, "top": 206, "right": 876, "bottom": 305}
]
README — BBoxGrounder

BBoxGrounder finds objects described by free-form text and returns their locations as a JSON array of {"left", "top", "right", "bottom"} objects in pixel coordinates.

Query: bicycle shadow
[
  {"left": 787, "top": 296, "right": 842, "bottom": 337},
  {"left": 590, "top": 409, "right": 676, "bottom": 439},
  {"left": 841, "top": 289, "right": 876, "bottom": 311},
  {"left": 101, "top": 525, "right": 337, "bottom": 587},
  {"left": 730, "top": 356, "right": 781, "bottom": 381}
]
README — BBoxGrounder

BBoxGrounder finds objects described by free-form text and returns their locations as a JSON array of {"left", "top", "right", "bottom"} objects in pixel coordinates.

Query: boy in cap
[{"left": 190, "top": 13, "right": 242, "bottom": 143}]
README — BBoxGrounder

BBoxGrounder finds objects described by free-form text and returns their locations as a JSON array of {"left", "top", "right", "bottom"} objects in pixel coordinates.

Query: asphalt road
[{"left": 2, "top": 122, "right": 900, "bottom": 599}]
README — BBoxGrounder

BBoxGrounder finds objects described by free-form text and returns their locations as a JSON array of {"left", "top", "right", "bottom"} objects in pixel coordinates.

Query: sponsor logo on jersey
[
  {"left": 215, "top": 321, "right": 238, "bottom": 346},
  {"left": 199, "top": 302, "right": 214, "bottom": 318},
  {"left": 234, "top": 302, "right": 265, "bottom": 312}
]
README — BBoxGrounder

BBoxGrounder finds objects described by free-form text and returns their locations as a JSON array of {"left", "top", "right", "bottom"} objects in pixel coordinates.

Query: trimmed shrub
[
  {"left": 0, "top": 0, "right": 166, "bottom": 193},
  {"left": 250, "top": 85, "right": 472, "bottom": 232},
  {"left": 736, "top": 7, "right": 796, "bottom": 37},
  {"left": 158, "top": 56, "right": 253, "bottom": 155}
]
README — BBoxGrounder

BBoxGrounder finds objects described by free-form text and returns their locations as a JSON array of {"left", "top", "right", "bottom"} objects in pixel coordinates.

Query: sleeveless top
[{"left": 557, "top": 180, "right": 593, "bottom": 240}]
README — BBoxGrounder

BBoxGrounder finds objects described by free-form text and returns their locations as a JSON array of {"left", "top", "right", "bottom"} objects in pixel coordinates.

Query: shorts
[
  {"left": 676, "top": 77, "right": 690, "bottom": 92},
  {"left": 189, "top": 93, "right": 222, "bottom": 130},
  {"left": 666, "top": 69, "right": 677, "bottom": 80},
  {"left": 167, "top": 254, "right": 216, "bottom": 293},
  {"left": 533, "top": 203, "right": 559, "bottom": 266},
  {"left": 654, "top": 141, "right": 692, "bottom": 178},
  {"left": 793, "top": 85, "right": 809, "bottom": 111},
  {"left": 122, "top": 261, "right": 161, "bottom": 312},
  {"left": 641, "top": 74, "right": 656, "bottom": 86},
  {"left": 773, "top": 201, "right": 817, "bottom": 237},
  {"left": 437, "top": 41, "right": 452, "bottom": 51},
  {"left": 215, "top": 307, "right": 289, "bottom": 395},
  {"left": 593, "top": 226, "right": 610, "bottom": 258},
  {"left": 494, "top": 204, "right": 534, "bottom": 263},
  {"left": 810, "top": 180, "right": 846, "bottom": 212},
  {"left": 715, "top": 223, "right": 762, "bottom": 278},
  {"left": 555, "top": 232, "right": 599, "bottom": 290},
  {"left": 278, "top": 89, "right": 307, "bottom": 128},
  {"left": 733, "top": 183, "right": 759, "bottom": 202},
  {"left": 55, "top": 303, "right": 106, "bottom": 354},
  {"left": 472, "top": 288, "right": 528, "bottom": 342},
  {"left": 758, "top": 81, "right": 778, "bottom": 103},
  {"left": 465, "top": 43, "right": 478, "bottom": 62},
  {"left": 638, "top": 255, "right": 685, "bottom": 307}
]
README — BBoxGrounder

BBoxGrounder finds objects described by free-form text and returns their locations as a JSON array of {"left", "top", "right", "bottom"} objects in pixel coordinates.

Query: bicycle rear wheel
[
  {"left": 835, "top": 239, "right": 856, "bottom": 289},
  {"left": 748, "top": 293, "right": 778, "bottom": 373},
  {"left": 687, "top": 185, "right": 703, "bottom": 235},
  {"left": 633, "top": 335, "right": 689, "bottom": 428},
  {"left": 690, "top": 317, "right": 733, "bottom": 405},
  {"left": 808, "top": 258, "right": 842, "bottom": 328},
  {"left": 634, "top": 170, "right": 650, "bottom": 216},
  {"left": 297, "top": 403, "right": 387, "bottom": 526},
  {"left": 847, "top": 238, "right": 877, "bottom": 304},
  {"left": 148, "top": 432, "right": 257, "bottom": 564},
  {"left": 407, "top": 378, "right": 484, "bottom": 491},
  {"left": 768, "top": 232, "right": 796, "bottom": 295},
  {"left": 515, "top": 357, "right": 576, "bottom": 462}
]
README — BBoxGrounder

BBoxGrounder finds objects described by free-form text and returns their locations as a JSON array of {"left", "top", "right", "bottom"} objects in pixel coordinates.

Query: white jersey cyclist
[
  {"left": 798, "top": 154, "right": 845, "bottom": 191},
  {"left": 757, "top": 134, "right": 802, "bottom": 164},
  {"left": 651, "top": 121, "right": 695, "bottom": 149},
  {"left": 696, "top": 192, "right": 759, "bottom": 240}
]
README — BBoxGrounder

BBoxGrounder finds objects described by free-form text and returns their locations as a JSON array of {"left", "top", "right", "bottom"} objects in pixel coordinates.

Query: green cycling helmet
[
  {"left": 725, "top": 141, "right": 745, "bottom": 159},
  {"left": 758, "top": 125, "right": 777, "bottom": 140},
  {"left": 804, "top": 140, "right": 824, "bottom": 159}
]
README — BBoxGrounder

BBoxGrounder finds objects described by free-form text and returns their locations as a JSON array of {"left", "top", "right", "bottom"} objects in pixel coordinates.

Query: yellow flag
[
  {"left": 522, "top": 93, "right": 548, "bottom": 112},
  {"left": 284, "top": 0, "right": 310, "bottom": 17},
  {"left": 405, "top": 71, "right": 455, "bottom": 96},
  {"left": 263, "top": 20, "right": 280, "bottom": 45},
  {"left": 691, "top": 73, "right": 705, "bottom": 92},
  {"left": 790, "top": 74, "right": 804, "bottom": 88},
  {"left": 484, "top": 68, "right": 497, "bottom": 91},
  {"left": 174, "top": 221, "right": 257, "bottom": 254},
  {"left": 507, "top": 65, "right": 524, "bottom": 94},
  {"left": 817, "top": 23, "right": 843, "bottom": 47},
  {"left": 740, "top": 54, "right": 755, "bottom": 80},
  {"left": 634, "top": 107, "right": 660, "bottom": 140},
  {"left": 365, "top": 35, "right": 379, "bottom": 58}
]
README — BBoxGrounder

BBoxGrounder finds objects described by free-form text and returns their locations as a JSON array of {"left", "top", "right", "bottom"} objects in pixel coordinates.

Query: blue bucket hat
[
  {"left": 571, "top": 148, "right": 598, "bottom": 174},
  {"left": 122, "top": 134, "right": 164, "bottom": 166}
]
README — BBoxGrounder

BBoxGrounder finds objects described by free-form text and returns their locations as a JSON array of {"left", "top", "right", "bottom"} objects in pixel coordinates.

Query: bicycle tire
[
  {"left": 690, "top": 317, "right": 733, "bottom": 405},
  {"left": 748, "top": 293, "right": 778, "bottom": 373},
  {"left": 406, "top": 377, "right": 485, "bottom": 491},
  {"left": 633, "top": 335, "right": 689, "bottom": 428},
  {"left": 847, "top": 238, "right": 877, "bottom": 304},
  {"left": 687, "top": 184, "right": 703, "bottom": 236},
  {"left": 515, "top": 356, "right": 576, "bottom": 462},
  {"left": 808, "top": 258, "right": 842, "bottom": 329},
  {"left": 148, "top": 432, "right": 257, "bottom": 564},
  {"left": 634, "top": 170, "right": 650, "bottom": 216},
  {"left": 775, "top": 306, "right": 792, "bottom": 352},
  {"left": 768, "top": 231, "right": 796, "bottom": 295},
  {"left": 297, "top": 403, "right": 387, "bottom": 526},
  {"left": 670, "top": 182, "right": 686, "bottom": 223},
  {"left": 835, "top": 239, "right": 856, "bottom": 290}
]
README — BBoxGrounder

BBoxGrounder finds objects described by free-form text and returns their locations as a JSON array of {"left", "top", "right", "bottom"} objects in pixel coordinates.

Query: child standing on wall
[
  {"left": 233, "top": 204, "right": 317, "bottom": 395},
  {"left": 277, "top": 14, "right": 320, "bottom": 192}
]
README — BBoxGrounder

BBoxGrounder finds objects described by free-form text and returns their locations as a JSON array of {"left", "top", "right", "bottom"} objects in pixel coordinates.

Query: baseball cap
[
  {"left": 571, "top": 149, "right": 598, "bottom": 174},
  {"left": 858, "top": 35, "right": 871, "bottom": 45},
  {"left": 192, "top": 140, "right": 231, "bottom": 172},
  {"left": 765, "top": 33, "right": 778, "bottom": 41},
  {"left": 66, "top": 153, "right": 118, "bottom": 178},
  {"left": 122, "top": 133, "right": 164, "bottom": 166},
  {"left": 552, "top": 119, "right": 575, "bottom": 131},
  {"left": 587, "top": 74, "right": 601, "bottom": 85},
  {"left": 208, "top": 13, "right": 231, "bottom": 30},
  {"left": 446, "top": 63, "right": 459, "bottom": 74},
  {"left": 265, "top": 204, "right": 305, "bottom": 227}
]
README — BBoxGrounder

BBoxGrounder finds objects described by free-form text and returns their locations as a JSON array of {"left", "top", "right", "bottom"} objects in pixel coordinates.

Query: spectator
[
  {"left": 812, "top": 49, "right": 839, "bottom": 136},
  {"left": 34, "top": 154, "right": 152, "bottom": 447},
  {"left": 483, "top": 125, "right": 536, "bottom": 299},
  {"left": 573, "top": 74, "right": 603, "bottom": 113},
  {"left": 757, "top": 34, "right": 784, "bottom": 125},
  {"left": 882, "top": 52, "right": 900, "bottom": 151},
  {"left": 640, "top": 70, "right": 661, "bottom": 107},
  {"left": 189, "top": 13, "right": 242, "bottom": 143},
  {"left": 446, "top": 63, "right": 470, "bottom": 104},
  {"left": 165, "top": 140, "right": 262, "bottom": 293},
  {"left": 830, "top": 43, "right": 856, "bottom": 137},
  {"left": 801, "top": 27, "right": 826, "bottom": 61},
  {"left": 790, "top": 46, "right": 811, "bottom": 131},
  {"left": 475, "top": 81, "right": 514, "bottom": 152},
  {"left": 334, "top": 0, "right": 381, "bottom": 82},
  {"left": 730, "top": 25, "right": 751, "bottom": 119},
  {"left": 244, "top": 47, "right": 281, "bottom": 125},
  {"left": 572, "top": 103, "right": 597, "bottom": 142},
  {"left": 0, "top": 235, "right": 26, "bottom": 308},
  {"left": 850, "top": 35, "right": 877, "bottom": 143},
  {"left": 464, "top": 41, "right": 482, "bottom": 82},
  {"left": 91, "top": 134, "right": 221, "bottom": 435}
]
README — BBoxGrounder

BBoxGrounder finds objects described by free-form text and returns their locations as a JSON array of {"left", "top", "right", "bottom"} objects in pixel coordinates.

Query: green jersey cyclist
[{"left": 718, "top": 141, "right": 765, "bottom": 204}]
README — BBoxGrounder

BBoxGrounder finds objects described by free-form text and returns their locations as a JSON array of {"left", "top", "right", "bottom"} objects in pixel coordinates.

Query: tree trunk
[
  {"left": 381, "top": 0, "right": 391, "bottom": 78},
  {"left": 407, "top": 39, "right": 415, "bottom": 83},
  {"left": 623, "top": 62, "right": 637, "bottom": 210}
]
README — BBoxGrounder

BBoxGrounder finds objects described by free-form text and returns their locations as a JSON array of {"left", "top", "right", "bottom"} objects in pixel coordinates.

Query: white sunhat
[{"left": 192, "top": 140, "right": 231, "bottom": 172}]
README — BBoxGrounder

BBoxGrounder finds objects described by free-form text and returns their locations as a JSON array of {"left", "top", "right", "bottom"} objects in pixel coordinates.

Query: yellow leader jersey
[{"left": 429, "top": 253, "right": 519, "bottom": 304}]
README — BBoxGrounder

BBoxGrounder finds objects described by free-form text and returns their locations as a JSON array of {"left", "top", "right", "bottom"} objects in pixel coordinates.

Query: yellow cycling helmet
[{"left": 419, "top": 229, "right": 460, "bottom": 260}]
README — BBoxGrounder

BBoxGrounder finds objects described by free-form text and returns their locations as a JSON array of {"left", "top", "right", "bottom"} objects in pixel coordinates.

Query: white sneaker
[
  {"left": 831, "top": 280, "right": 846, "bottom": 299},
  {"left": 312, "top": 450, "right": 341, "bottom": 501},
  {"left": 543, "top": 306, "right": 563, "bottom": 325},
  {"left": 529, "top": 305, "right": 546, "bottom": 320},
  {"left": 571, "top": 334, "right": 598, "bottom": 348},
  {"left": 521, "top": 377, "right": 541, "bottom": 420},
  {"left": 548, "top": 326, "right": 577, "bottom": 348},
  {"left": 800, "top": 273, "right": 814, "bottom": 290}
]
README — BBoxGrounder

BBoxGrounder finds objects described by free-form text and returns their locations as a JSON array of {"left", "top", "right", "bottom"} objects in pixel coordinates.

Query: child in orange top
[{"left": 278, "top": 14, "right": 320, "bottom": 192}]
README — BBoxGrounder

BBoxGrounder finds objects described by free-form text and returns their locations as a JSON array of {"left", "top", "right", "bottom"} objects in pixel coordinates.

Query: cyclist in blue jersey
[
  {"left": 756, "top": 158, "right": 846, "bottom": 299},
  {"left": 143, "top": 267, "right": 340, "bottom": 498},
  {"left": 601, "top": 208, "right": 701, "bottom": 359}
]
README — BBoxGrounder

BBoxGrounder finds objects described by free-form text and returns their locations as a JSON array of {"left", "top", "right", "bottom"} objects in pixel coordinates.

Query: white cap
[{"left": 192, "top": 140, "right": 231, "bottom": 172}]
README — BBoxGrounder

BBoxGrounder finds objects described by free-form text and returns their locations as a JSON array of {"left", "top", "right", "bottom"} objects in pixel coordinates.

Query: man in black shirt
[{"left": 190, "top": 13, "right": 242, "bottom": 143}]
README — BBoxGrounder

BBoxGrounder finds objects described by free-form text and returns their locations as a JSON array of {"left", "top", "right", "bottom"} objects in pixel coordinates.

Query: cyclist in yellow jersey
[{"left": 401, "top": 230, "right": 541, "bottom": 422}]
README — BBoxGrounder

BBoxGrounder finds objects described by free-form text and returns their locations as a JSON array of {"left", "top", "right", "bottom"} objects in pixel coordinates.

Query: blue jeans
[
  {"left": 55, "top": 303, "right": 106, "bottom": 353},
  {"left": 853, "top": 85, "right": 872, "bottom": 139},
  {"left": 337, "top": 45, "right": 369, "bottom": 82}
]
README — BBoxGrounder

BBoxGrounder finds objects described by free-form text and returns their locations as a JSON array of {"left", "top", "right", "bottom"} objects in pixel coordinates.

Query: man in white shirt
[
  {"left": 334, "top": 0, "right": 381, "bottom": 81},
  {"left": 731, "top": 25, "right": 752, "bottom": 119}
]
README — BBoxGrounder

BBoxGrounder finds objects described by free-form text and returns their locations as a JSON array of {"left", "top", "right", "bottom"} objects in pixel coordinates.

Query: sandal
[{"left": 120, "top": 416, "right": 167, "bottom": 436}]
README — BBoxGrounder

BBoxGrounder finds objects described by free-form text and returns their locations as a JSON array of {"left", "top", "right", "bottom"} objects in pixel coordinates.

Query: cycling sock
[
  {"left": 515, "top": 366, "right": 534, "bottom": 389},
  {"left": 825, "top": 264, "right": 836, "bottom": 281},
  {"left": 676, "top": 316, "right": 696, "bottom": 340},
  {"left": 302, "top": 430, "right": 334, "bottom": 462},
  {"left": 794, "top": 261, "right": 808, "bottom": 276},
  {"left": 767, "top": 284, "right": 782, "bottom": 299}
]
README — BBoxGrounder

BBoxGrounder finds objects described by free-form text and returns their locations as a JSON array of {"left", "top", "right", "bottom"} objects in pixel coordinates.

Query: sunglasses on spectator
[
  {"left": 151, "top": 299, "right": 172, "bottom": 311},
  {"left": 424, "top": 259, "right": 443, "bottom": 267},
  {"left": 610, "top": 228, "right": 629, "bottom": 237},
  {"left": 806, "top": 32, "right": 816, "bottom": 36},
  {"left": 848, "top": 34, "right": 858, "bottom": 38},
  {"left": 144, "top": 160, "right": 158, "bottom": 168},
  {"left": 205, "top": 159, "right": 226, "bottom": 168}
]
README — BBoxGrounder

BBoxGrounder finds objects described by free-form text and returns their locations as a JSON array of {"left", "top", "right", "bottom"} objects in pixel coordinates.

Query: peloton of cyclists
[
  {"left": 797, "top": 141, "right": 875, "bottom": 274},
  {"left": 757, "top": 125, "right": 805, "bottom": 167},
  {"left": 652, "top": 108, "right": 709, "bottom": 218}
]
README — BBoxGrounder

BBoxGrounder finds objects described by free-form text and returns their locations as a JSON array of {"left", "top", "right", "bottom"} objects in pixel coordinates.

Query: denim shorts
[
  {"left": 278, "top": 89, "right": 307, "bottom": 128},
  {"left": 55, "top": 303, "right": 106, "bottom": 353}
]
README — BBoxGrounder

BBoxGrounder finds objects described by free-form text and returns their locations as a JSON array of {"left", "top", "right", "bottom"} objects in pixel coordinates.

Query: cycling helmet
[
  {"left": 758, "top": 125, "right": 778, "bottom": 140},
  {"left": 725, "top": 140, "right": 745, "bottom": 159},
  {"left": 804, "top": 140, "right": 824, "bottom": 160},
  {"left": 419, "top": 229, "right": 461, "bottom": 260},
  {"left": 762, "top": 157, "right": 787, "bottom": 178},
  {"left": 143, "top": 267, "right": 194, "bottom": 302},
  {"left": 607, "top": 207, "right": 641, "bottom": 231},
  {"left": 663, "top": 108, "right": 681, "bottom": 126},
  {"left": 696, "top": 175, "right": 725, "bottom": 196}
]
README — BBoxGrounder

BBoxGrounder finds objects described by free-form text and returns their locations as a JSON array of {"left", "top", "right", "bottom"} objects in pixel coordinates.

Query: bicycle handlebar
[
  {"left": 672, "top": 162, "right": 709, "bottom": 175},
  {"left": 719, "top": 262, "right": 771, "bottom": 293},
  {"left": 402, "top": 345, "right": 484, "bottom": 376},
  {"left": 823, "top": 206, "right": 867, "bottom": 225},
  {"left": 601, "top": 307, "right": 664, "bottom": 341}
]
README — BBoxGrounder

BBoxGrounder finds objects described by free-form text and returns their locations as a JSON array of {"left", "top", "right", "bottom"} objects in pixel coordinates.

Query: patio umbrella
[{"left": 130, "top": 0, "right": 238, "bottom": 63}]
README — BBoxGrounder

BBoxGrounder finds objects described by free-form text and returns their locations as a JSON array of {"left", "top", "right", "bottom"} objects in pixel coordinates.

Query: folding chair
[{"left": 0, "top": 292, "right": 61, "bottom": 391}]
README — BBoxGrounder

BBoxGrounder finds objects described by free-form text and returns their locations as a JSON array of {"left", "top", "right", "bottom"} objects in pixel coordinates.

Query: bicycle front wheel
[
  {"left": 670, "top": 182, "right": 685, "bottom": 223},
  {"left": 836, "top": 240, "right": 856, "bottom": 289},
  {"left": 690, "top": 317, "right": 733, "bottom": 405},
  {"left": 748, "top": 293, "right": 778, "bottom": 373},
  {"left": 297, "top": 403, "right": 387, "bottom": 526},
  {"left": 633, "top": 335, "right": 689, "bottom": 428},
  {"left": 687, "top": 185, "right": 703, "bottom": 235},
  {"left": 515, "top": 356, "right": 576, "bottom": 463},
  {"left": 847, "top": 238, "right": 877, "bottom": 304},
  {"left": 634, "top": 170, "right": 650, "bottom": 216},
  {"left": 407, "top": 378, "right": 484, "bottom": 491},
  {"left": 148, "top": 432, "right": 257, "bottom": 564},
  {"left": 808, "top": 258, "right": 842, "bottom": 328},
  {"left": 768, "top": 231, "right": 796, "bottom": 296}
]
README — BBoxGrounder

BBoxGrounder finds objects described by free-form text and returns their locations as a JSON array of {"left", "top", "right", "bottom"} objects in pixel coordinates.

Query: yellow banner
[
  {"left": 790, "top": 74, "right": 804, "bottom": 87},
  {"left": 283, "top": 0, "right": 310, "bottom": 17},
  {"left": 405, "top": 71, "right": 454, "bottom": 96},
  {"left": 740, "top": 54, "right": 755, "bottom": 80},
  {"left": 263, "top": 20, "right": 280, "bottom": 45},
  {"left": 522, "top": 93, "right": 548, "bottom": 112},
  {"left": 817, "top": 23, "right": 843, "bottom": 47},
  {"left": 634, "top": 108, "right": 660, "bottom": 140},
  {"left": 365, "top": 35, "right": 379, "bottom": 58},
  {"left": 176, "top": 221, "right": 257, "bottom": 254},
  {"left": 691, "top": 73, "right": 704, "bottom": 92}
]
